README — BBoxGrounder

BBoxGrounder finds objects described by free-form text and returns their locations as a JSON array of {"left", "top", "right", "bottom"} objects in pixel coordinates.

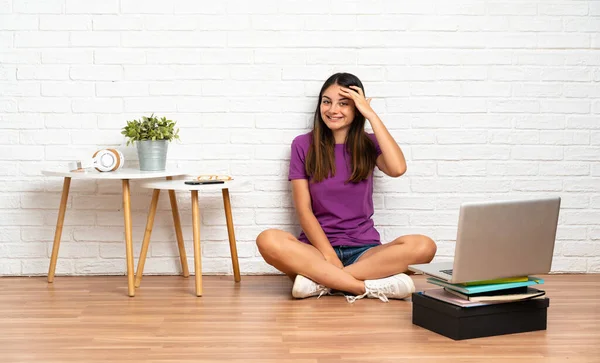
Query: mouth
[{"left": 326, "top": 116, "right": 344, "bottom": 122}]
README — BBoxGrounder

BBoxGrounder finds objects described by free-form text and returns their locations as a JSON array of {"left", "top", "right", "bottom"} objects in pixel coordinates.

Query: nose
[{"left": 328, "top": 103, "right": 340, "bottom": 114}]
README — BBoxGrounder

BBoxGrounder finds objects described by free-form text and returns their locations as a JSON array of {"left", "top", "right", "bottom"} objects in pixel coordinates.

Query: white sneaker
[
  {"left": 346, "top": 273, "right": 415, "bottom": 303},
  {"left": 292, "top": 275, "right": 331, "bottom": 299}
]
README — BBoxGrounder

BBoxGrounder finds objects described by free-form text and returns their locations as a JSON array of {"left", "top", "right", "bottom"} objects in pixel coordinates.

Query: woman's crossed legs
[{"left": 256, "top": 229, "right": 437, "bottom": 297}]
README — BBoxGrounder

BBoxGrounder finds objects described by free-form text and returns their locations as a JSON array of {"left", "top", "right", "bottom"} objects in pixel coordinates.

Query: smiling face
[{"left": 319, "top": 84, "right": 356, "bottom": 138}]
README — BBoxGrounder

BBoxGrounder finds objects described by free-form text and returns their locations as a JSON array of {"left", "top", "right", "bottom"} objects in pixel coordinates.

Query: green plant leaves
[{"left": 121, "top": 114, "right": 180, "bottom": 146}]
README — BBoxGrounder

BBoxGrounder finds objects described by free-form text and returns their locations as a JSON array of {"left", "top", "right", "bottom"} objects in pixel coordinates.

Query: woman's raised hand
[{"left": 339, "top": 85, "right": 376, "bottom": 120}]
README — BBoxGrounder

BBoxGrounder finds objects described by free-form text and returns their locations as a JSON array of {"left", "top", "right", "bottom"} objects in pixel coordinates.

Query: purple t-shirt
[{"left": 288, "top": 132, "right": 382, "bottom": 247}]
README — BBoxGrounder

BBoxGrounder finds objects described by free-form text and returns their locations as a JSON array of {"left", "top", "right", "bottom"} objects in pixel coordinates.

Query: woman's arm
[
  {"left": 291, "top": 179, "right": 343, "bottom": 269},
  {"left": 340, "top": 86, "right": 407, "bottom": 177},
  {"left": 369, "top": 113, "right": 407, "bottom": 178}
]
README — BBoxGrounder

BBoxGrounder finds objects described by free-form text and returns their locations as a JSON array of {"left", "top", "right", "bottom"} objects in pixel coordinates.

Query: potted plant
[{"left": 121, "top": 114, "right": 180, "bottom": 171}]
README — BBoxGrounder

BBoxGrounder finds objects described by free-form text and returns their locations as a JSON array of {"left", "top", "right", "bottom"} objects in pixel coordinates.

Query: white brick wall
[{"left": 1, "top": 0, "right": 599, "bottom": 276}]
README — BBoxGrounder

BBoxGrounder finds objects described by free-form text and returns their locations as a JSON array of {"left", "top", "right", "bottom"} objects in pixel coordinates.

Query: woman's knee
[
  {"left": 256, "top": 229, "right": 277, "bottom": 252},
  {"left": 256, "top": 229, "right": 290, "bottom": 260},
  {"left": 416, "top": 235, "right": 437, "bottom": 263}
]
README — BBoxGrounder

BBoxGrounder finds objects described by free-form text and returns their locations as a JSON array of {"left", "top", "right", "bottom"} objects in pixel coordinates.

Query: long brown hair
[{"left": 305, "top": 73, "right": 377, "bottom": 183}]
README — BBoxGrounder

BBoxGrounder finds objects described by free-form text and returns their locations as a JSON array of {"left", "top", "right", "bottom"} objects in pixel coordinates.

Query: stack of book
[{"left": 422, "top": 276, "right": 546, "bottom": 308}]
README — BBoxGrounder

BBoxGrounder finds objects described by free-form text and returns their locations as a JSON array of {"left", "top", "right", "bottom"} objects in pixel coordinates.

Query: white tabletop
[
  {"left": 42, "top": 168, "right": 186, "bottom": 180},
  {"left": 141, "top": 178, "right": 250, "bottom": 191}
]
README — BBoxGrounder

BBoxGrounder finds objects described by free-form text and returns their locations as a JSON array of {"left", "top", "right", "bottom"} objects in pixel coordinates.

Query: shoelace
[
  {"left": 345, "top": 288, "right": 390, "bottom": 304},
  {"left": 316, "top": 287, "right": 329, "bottom": 299}
]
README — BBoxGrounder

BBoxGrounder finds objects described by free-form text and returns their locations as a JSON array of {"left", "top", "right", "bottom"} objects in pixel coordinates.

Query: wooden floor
[{"left": 0, "top": 274, "right": 599, "bottom": 363}]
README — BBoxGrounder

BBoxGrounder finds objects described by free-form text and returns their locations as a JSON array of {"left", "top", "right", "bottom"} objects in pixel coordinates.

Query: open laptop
[{"left": 408, "top": 197, "right": 561, "bottom": 284}]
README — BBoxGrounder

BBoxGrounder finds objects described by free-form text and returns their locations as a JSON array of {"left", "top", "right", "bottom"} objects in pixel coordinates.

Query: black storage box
[{"left": 412, "top": 292, "right": 549, "bottom": 340}]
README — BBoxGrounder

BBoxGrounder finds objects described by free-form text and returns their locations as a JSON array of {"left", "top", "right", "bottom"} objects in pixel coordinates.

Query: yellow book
[{"left": 461, "top": 276, "right": 529, "bottom": 286}]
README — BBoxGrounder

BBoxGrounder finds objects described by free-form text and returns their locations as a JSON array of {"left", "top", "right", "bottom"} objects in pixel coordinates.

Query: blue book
[{"left": 426, "top": 276, "right": 544, "bottom": 295}]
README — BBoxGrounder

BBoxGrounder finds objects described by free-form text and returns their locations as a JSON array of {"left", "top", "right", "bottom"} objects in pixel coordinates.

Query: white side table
[
  {"left": 42, "top": 168, "right": 188, "bottom": 297},
  {"left": 137, "top": 178, "right": 248, "bottom": 296}
]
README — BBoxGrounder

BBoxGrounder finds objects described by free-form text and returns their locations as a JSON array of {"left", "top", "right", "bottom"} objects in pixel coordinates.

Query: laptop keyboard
[{"left": 440, "top": 269, "right": 453, "bottom": 275}]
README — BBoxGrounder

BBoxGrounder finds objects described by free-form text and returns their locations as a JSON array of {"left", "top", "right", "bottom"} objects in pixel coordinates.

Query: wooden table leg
[
  {"left": 222, "top": 188, "right": 241, "bottom": 283},
  {"left": 191, "top": 190, "right": 202, "bottom": 297},
  {"left": 122, "top": 179, "right": 135, "bottom": 297},
  {"left": 135, "top": 189, "right": 160, "bottom": 288},
  {"left": 48, "top": 177, "right": 71, "bottom": 283},
  {"left": 167, "top": 176, "right": 189, "bottom": 277}
]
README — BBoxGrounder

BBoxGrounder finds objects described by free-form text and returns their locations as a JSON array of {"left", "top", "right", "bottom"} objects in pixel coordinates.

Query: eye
[
  {"left": 340, "top": 102, "right": 348, "bottom": 107},
  {"left": 321, "top": 99, "right": 330, "bottom": 104}
]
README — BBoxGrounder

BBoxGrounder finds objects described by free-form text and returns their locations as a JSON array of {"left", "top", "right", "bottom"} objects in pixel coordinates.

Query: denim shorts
[{"left": 333, "top": 244, "right": 379, "bottom": 267}]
